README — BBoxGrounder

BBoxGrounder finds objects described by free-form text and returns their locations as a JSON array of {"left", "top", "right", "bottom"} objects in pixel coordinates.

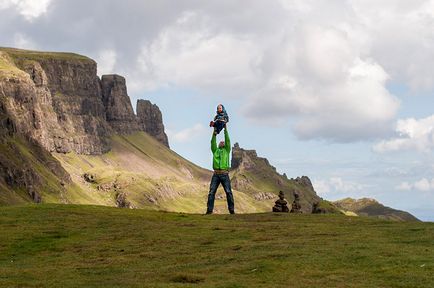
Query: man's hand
[{"left": 224, "top": 122, "right": 227, "bottom": 129}]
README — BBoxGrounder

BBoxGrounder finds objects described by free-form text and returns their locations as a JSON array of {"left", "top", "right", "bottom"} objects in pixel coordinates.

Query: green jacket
[{"left": 211, "top": 129, "right": 231, "bottom": 171}]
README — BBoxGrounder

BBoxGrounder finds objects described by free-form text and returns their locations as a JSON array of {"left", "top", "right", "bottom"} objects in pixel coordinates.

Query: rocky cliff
[
  {"left": 137, "top": 99, "right": 169, "bottom": 148},
  {"left": 0, "top": 47, "right": 170, "bottom": 204},
  {"left": 0, "top": 86, "right": 71, "bottom": 204},
  {"left": 101, "top": 74, "right": 140, "bottom": 134},
  {"left": 230, "top": 142, "right": 335, "bottom": 213},
  {"left": 0, "top": 47, "right": 168, "bottom": 155}
]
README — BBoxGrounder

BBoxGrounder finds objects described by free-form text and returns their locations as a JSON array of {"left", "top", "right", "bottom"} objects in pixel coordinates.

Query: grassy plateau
[{"left": 0, "top": 204, "right": 433, "bottom": 287}]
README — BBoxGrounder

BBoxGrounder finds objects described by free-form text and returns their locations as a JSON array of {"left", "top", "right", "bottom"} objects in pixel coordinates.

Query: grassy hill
[
  {"left": 52, "top": 132, "right": 274, "bottom": 213},
  {"left": 333, "top": 198, "right": 419, "bottom": 221},
  {"left": 0, "top": 204, "right": 433, "bottom": 287}
]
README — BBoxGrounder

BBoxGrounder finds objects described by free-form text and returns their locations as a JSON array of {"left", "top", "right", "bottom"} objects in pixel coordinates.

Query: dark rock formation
[
  {"left": 116, "top": 191, "right": 131, "bottom": 208},
  {"left": 1, "top": 48, "right": 171, "bottom": 155},
  {"left": 83, "top": 173, "right": 97, "bottom": 183},
  {"left": 312, "top": 202, "right": 327, "bottom": 214},
  {"left": 290, "top": 191, "right": 302, "bottom": 213},
  {"left": 272, "top": 191, "right": 289, "bottom": 212},
  {"left": 293, "top": 176, "right": 314, "bottom": 191},
  {"left": 231, "top": 142, "right": 276, "bottom": 171},
  {"left": 101, "top": 74, "right": 140, "bottom": 134},
  {"left": 136, "top": 99, "right": 169, "bottom": 147},
  {"left": 0, "top": 49, "right": 111, "bottom": 154}
]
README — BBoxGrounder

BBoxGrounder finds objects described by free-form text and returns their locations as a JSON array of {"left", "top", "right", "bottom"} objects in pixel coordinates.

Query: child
[{"left": 210, "top": 104, "right": 229, "bottom": 135}]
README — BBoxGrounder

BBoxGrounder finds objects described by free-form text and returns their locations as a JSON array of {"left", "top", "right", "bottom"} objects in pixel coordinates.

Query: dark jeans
[{"left": 206, "top": 173, "right": 235, "bottom": 213}]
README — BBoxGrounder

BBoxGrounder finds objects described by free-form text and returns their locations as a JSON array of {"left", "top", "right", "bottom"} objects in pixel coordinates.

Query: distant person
[
  {"left": 209, "top": 104, "right": 229, "bottom": 135},
  {"left": 206, "top": 123, "right": 235, "bottom": 214}
]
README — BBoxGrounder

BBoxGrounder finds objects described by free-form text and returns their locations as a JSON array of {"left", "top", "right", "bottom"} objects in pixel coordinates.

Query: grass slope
[
  {"left": 0, "top": 204, "right": 433, "bottom": 288},
  {"left": 53, "top": 132, "right": 273, "bottom": 213}
]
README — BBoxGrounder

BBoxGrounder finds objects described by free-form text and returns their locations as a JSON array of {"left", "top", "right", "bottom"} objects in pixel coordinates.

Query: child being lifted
[{"left": 209, "top": 104, "right": 229, "bottom": 135}]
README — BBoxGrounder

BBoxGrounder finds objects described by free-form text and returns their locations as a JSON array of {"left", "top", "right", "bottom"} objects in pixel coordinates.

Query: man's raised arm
[
  {"left": 211, "top": 132, "right": 217, "bottom": 153},
  {"left": 224, "top": 127, "right": 230, "bottom": 152}
]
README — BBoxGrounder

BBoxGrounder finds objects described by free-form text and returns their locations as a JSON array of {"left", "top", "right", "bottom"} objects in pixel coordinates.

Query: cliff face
[
  {"left": 137, "top": 99, "right": 169, "bottom": 148},
  {"left": 101, "top": 74, "right": 140, "bottom": 134},
  {"left": 1, "top": 49, "right": 111, "bottom": 154},
  {"left": 0, "top": 47, "right": 171, "bottom": 204},
  {"left": 0, "top": 48, "right": 169, "bottom": 155},
  {"left": 0, "top": 87, "right": 71, "bottom": 204}
]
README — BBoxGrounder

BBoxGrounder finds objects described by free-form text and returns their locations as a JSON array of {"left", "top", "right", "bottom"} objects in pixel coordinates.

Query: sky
[{"left": 1, "top": 0, "right": 434, "bottom": 221}]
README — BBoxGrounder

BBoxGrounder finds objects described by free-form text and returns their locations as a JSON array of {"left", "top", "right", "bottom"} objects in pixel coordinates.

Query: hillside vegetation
[
  {"left": 53, "top": 132, "right": 276, "bottom": 213},
  {"left": 0, "top": 204, "right": 433, "bottom": 288}
]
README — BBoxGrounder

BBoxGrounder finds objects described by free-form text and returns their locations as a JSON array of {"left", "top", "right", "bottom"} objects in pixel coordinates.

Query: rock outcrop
[
  {"left": 231, "top": 142, "right": 276, "bottom": 171},
  {"left": 0, "top": 48, "right": 111, "bottom": 154},
  {"left": 333, "top": 198, "right": 419, "bottom": 221},
  {"left": 101, "top": 74, "right": 140, "bottom": 134},
  {"left": 0, "top": 92, "right": 71, "bottom": 204},
  {"left": 0, "top": 47, "right": 171, "bottom": 204},
  {"left": 0, "top": 48, "right": 170, "bottom": 155},
  {"left": 137, "top": 99, "right": 169, "bottom": 148},
  {"left": 230, "top": 142, "right": 322, "bottom": 213}
]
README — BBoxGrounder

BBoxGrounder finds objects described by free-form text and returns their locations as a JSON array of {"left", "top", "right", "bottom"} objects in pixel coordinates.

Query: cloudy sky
[{"left": 1, "top": 0, "right": 434, "bottom": 220}]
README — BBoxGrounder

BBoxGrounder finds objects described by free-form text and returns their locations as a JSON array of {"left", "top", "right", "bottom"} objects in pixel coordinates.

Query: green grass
[
  {"left": 0, "top": 204, "right": 433, "bottom": 287},
  {"left": 0, "top": 47, "right": 92, "bottom": 62}
]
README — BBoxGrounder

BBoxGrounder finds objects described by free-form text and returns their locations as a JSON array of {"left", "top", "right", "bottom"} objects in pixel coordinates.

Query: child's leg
[{"left": 214, "top": 121, "right": 224, "bottom": 134}]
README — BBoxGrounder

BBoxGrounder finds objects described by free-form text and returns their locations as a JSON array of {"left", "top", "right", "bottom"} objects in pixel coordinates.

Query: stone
[
  {"left": 83, "top": 173, "right": 96, "bottom": 183},
  {"left": 312, "top": 202, "right": 327, "bottom": 214},
  {"left": 272, "top": 191, "right": 289, "bottom": 212},
  {"left": 293, "top": 176, "right": 314, "bottom": 190},
  {"left": 116, "top": 191, "right": 131, "bottom": 208},
  {"left": 290, "top": 191, "right": 302, "bottom": 213},
  {"left": 136, "top": 99, "right": 169, "bottom": 148}
]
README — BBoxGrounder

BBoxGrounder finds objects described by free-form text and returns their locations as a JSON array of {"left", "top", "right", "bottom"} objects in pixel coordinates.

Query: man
[{"left": 206, "top": 124, "right": 235, "bottom": 214}]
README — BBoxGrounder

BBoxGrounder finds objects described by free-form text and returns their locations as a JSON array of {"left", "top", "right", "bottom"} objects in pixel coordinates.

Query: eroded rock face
[
  {"left": 1, "top": 53, "right": 111, "bottom": 154},
  {"left": 231, "top": 142, "right": 276, "bottom": 171},
  {"left": 293, "top": 176, "right": 314, "bottom": 190},
  {"left": 136, "top": 99, "right": 169, "bottom": 148},
  {"left": 101, "top": 74, "right": 140, "bottom": 134}
]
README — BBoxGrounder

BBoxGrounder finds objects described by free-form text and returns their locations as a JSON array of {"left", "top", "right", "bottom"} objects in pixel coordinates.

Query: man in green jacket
[{"left": 206, "top": 124, "right": 235, "bottom": 214}]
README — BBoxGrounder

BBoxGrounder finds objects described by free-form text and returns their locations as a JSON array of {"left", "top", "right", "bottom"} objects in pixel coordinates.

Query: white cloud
[
  {"left": 133, "top": 11, "right": 261, "bottom": 94},
  {"left": 96, "top": 49, "right": 117, "bottom": 76},
  {"left": 167, "top": 123, "right": 207, "bottom": 143},
  {"left": 373, "top": 115, "right": 434, "bottom": 153},
  {"left": 3, "top": 0, "right": 434, "bottom": 142},
  {"left": 0, "top": 0, "right": 52, "bottom": 21},
  {"left": 313, "top": 177, "right": 367, "bottom": 199},
  {"left": 396, "top": 178, "right": 434, "bottom": 192},
  {"left": 13, "top": 32, "right": 36, "bottom": 49},
  {"left": 396, "top": 182, "right": 412, "bottom": 191}
]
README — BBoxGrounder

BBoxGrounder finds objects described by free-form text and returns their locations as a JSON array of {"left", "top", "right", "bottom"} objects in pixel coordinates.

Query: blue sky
[{"left": 1, "top": 0, "right": 434, "bottom": 221}]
